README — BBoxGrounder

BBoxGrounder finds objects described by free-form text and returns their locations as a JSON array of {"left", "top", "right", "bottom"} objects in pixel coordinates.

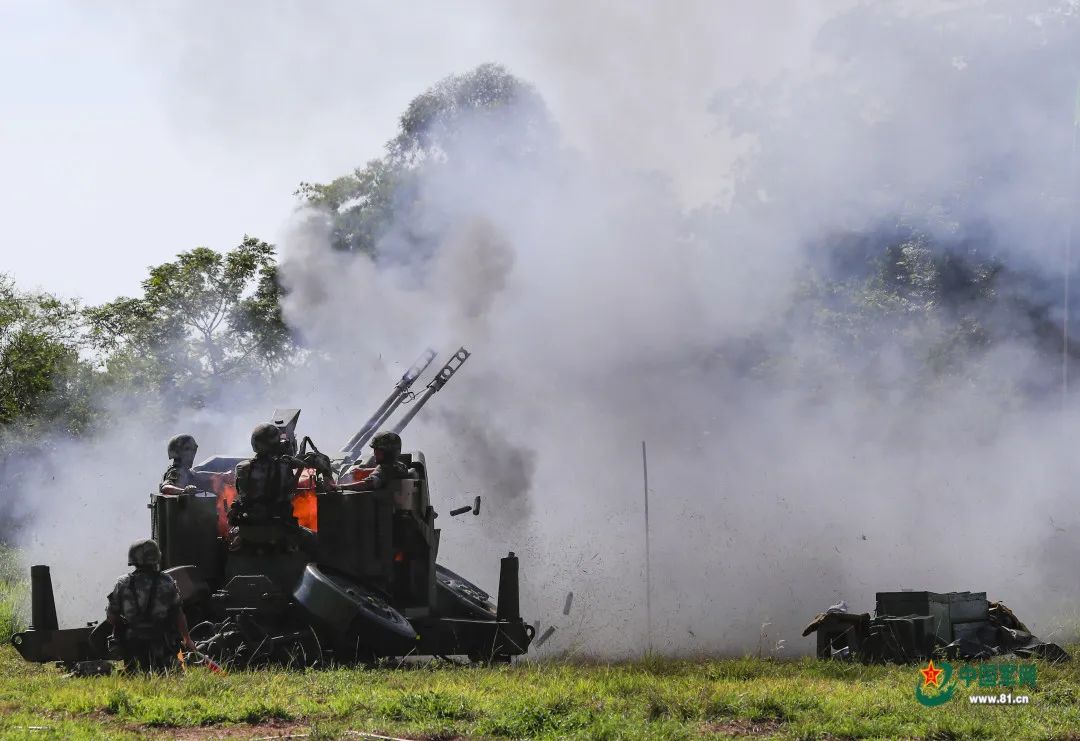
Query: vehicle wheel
[
  {"left": 193, "top": 618, "right": 245, "bottom": 668},
  {"left": 435, "top": 564, "right": 497, "bottom": 619},
  {"left": 294, "top": 564, "right": 415, "bottom": 660}
]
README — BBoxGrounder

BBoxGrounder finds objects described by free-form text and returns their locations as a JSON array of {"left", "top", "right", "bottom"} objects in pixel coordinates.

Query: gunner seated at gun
[
  {"left": 230, "top": 423, "right": 304, "bottom": 523},
  {"left": 329, "top": 432, "right": 413, "bottom": 492},
  {"left": 227, "top": 423, "right": 320, "bottom": 555}
]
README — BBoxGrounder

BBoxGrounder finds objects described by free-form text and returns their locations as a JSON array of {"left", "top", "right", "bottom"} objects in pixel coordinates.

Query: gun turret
[
  {"left": 340, "top": 348, "right": 436, "bottom": 464},
  {"left": 390, "top": 347, "right": 470, "bottom": 436},
  {"left": 355, "top": 347, "right": 470, "bottom": 467},
  {"left": 339, "top": 347, "right": 469, "bottom": 470}
]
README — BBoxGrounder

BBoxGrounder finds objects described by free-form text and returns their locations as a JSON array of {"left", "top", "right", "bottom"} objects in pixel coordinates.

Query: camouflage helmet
[
  {"left": 250, "top": 423, "right": 282, "bottom": 455},
  {"left": 128, "top": 539, "right": 161, "bottom": 569},
  {"left": 370, "top": 431, "right": 402, "bottom": 457},
  {"left": 167, "top": 434, "right": 197, "bottom": 460}
]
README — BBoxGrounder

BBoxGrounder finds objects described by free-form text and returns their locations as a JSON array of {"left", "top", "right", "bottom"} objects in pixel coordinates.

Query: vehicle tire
[
  {"left": 435, "top": 564, "right": 497, "bottom": 619},
  {"left": 293, "top": 564, "right": 415, "bottom": 659}
]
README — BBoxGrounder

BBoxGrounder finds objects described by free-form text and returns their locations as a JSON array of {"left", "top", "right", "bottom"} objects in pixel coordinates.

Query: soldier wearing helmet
[
  {"left": 229, "top": 422, "right": 304, "bottom": 528},
  {"left": 333, "top": 431, "right": 413, "bottom": 492},
  {"left": 105, "top": 539, "right": 196, "bottom": 672},
  {"left": 159, "top": 434, "right": 209, "bottom": 496}
]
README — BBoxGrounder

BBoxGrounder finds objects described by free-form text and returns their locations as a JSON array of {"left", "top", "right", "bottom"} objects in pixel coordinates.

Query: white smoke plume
[
  {"left": 14, "top": 0, "right": 1080, "bottom": 659},
  {"left": 274, "top": 0, "right": 1080, "bottom": 657}
]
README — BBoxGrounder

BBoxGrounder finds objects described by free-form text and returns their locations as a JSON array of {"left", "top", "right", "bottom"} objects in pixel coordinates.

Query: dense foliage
[
  {"left": 296, "top": 63, "right": 553, "bottom": 257},
  {"left": 0, "top": 236, "right": 293, "bottom": 458},
  {"left": 780, "top": 228, "right": 1070, "bottom": 397},
  {"left": 85, "top": 237, "right": 292, "bottom": 408},
  {"left": 0, "top": 277, "right": 88, "bottom": 435}
]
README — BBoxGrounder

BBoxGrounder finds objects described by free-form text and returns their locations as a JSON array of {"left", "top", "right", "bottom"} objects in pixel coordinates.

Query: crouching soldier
[{"left": 106, "top": 539, "right": 196, "bottom": 672}]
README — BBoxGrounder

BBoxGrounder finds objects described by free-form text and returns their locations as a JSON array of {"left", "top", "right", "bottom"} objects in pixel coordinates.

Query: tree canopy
[
  {"left": 0, "top": 277, "right": 88, "bottom": 433},
  {"left": 296, "top": 63, "right": 553, "bottom": 255},
  {"left": 84, "top": 237, "right": 292, "bottom": 407}
]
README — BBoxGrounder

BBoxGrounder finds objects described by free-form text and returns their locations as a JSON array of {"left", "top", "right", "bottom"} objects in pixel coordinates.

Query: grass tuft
[
  {"left": 0, "top": 546, "right": 26, "bottom": 644},
  {"left": 379, "top": 690, "right": 476, "bottom": 722}
]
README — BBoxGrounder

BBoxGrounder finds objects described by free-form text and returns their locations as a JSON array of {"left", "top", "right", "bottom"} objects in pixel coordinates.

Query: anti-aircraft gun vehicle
[{"left": 12, "top": 348, "right": 535, "bottom": 669}]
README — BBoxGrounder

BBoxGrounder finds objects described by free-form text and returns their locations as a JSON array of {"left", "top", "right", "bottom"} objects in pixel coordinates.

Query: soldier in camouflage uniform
[
  {"left": 159, "top": 434, "right": 209, "bottom": 496},
  {"left": 230, "top": 423, "right": 303, "bottom": 524},
  {"left": 105, "top": 539, "right": 196, "bottom": 672},
  {"left": 333, "top": 431, "right": 413, "bottom": 492},
  {"left": 227, "top": 423, "right": 319, "bottom": 555}
]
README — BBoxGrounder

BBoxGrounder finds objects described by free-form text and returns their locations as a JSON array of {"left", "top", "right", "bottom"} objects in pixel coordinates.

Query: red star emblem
[{"left": 921, "top": 659, "right": 944, "bottom": 687}]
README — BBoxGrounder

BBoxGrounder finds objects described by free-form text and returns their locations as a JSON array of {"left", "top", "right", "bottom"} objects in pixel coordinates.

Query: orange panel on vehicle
[
  {"left": 340, "top": 467, "right": 375, "bottom": 485},
  {"left": 205, "top": 467, "right": 325, "bottom": 534},
  {"left": 292, "top": 469, "right": 319, "bottom": 531},
  {"left": 201, "top": 472, "right": 236, "bottom": 538},
  {"left": 292, "top": 491, "right": 318, "bottom": 531}
]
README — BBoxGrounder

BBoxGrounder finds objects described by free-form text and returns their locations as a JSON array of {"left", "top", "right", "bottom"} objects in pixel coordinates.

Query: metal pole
[
  {"left": 642, "top": 440, "right": 652, "bottom": 655},
  {"left": 1065, "top": 103, "right": 1078, "bottom": 409}
]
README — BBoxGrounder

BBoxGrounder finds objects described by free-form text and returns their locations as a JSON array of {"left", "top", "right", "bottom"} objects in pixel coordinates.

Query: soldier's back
[
  {"left": 110, "top": 571, "right": 180, "bottom": 626},
  {"left": 236, "top": 456, "right": 295, "bottom": 503}
]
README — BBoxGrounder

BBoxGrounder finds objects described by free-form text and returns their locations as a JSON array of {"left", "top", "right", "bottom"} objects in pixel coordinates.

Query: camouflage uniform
[
  {"left": 161, "top": 462, "right": 212, "bottom": 491},
  {"left": 229, "top": 423, "right": 295, "bottom": 523},
  {"left": 228, "top": 423, "right": 316, "bottom": 554},
  {"left": 350, "top": 459, "right": 412, "bottom": 491},
  {"left": 233, "top": 455, "right": 301, "bottom": 521},
  {"left": 160, "top": 434, "right": 210, "bottom": 494},
  {"left": 106, "top": 541, "right": 184, "bottom": 672},
  {"left": 346, "top": 431, "right": 413, "bottom": 491}
]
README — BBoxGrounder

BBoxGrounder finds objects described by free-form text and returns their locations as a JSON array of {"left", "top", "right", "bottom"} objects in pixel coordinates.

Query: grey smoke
[
  {"left": 273, "top": 1, "right": 1080, "bottom": 658},
  {"left": 430, "top": 407, "right": 536, "bottom": 521},
  {"left": 12, "top": 0, "right": 1080, "bottom": 660}
]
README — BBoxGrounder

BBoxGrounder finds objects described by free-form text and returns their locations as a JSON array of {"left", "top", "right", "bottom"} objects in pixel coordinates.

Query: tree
[
  {"left": 85, "top": 237, "right": 293, "bottom": 407},
  {"left": 0, "top": 276, "right": 86, "bottom": 430},
  {"left": 387, "top": 62, "right": 553, "bottom": 167},
  {"left": 766, "top": 223, "right": 1080, "bottom": 402},
  {"left": 297, "top": 63, "right": 554, "bottom": 255}
]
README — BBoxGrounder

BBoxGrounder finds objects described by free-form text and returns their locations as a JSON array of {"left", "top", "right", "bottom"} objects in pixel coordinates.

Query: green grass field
[
  {"left": 3, "top": 646, "right": 1080, "bottom": 740},
  {"left": 3, "top": 547, "right": 1079, "bottom": 740}
]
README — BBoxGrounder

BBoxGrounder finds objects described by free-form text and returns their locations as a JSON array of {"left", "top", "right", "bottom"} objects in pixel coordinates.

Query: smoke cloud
[
  {"left": 275, "top": 0, "right": 1080, "bottom": 657},
  {"left": 14, "top": 0, "right": 1080, "bottom": 659}
]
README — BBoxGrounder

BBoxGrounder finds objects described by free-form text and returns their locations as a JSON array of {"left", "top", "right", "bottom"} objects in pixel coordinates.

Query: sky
[
  {"left": 0, "top": 0, "right": 847, "bottom": 304},
  {"left": 0, "top": 1, "right": 484, "bottom": 302}
]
